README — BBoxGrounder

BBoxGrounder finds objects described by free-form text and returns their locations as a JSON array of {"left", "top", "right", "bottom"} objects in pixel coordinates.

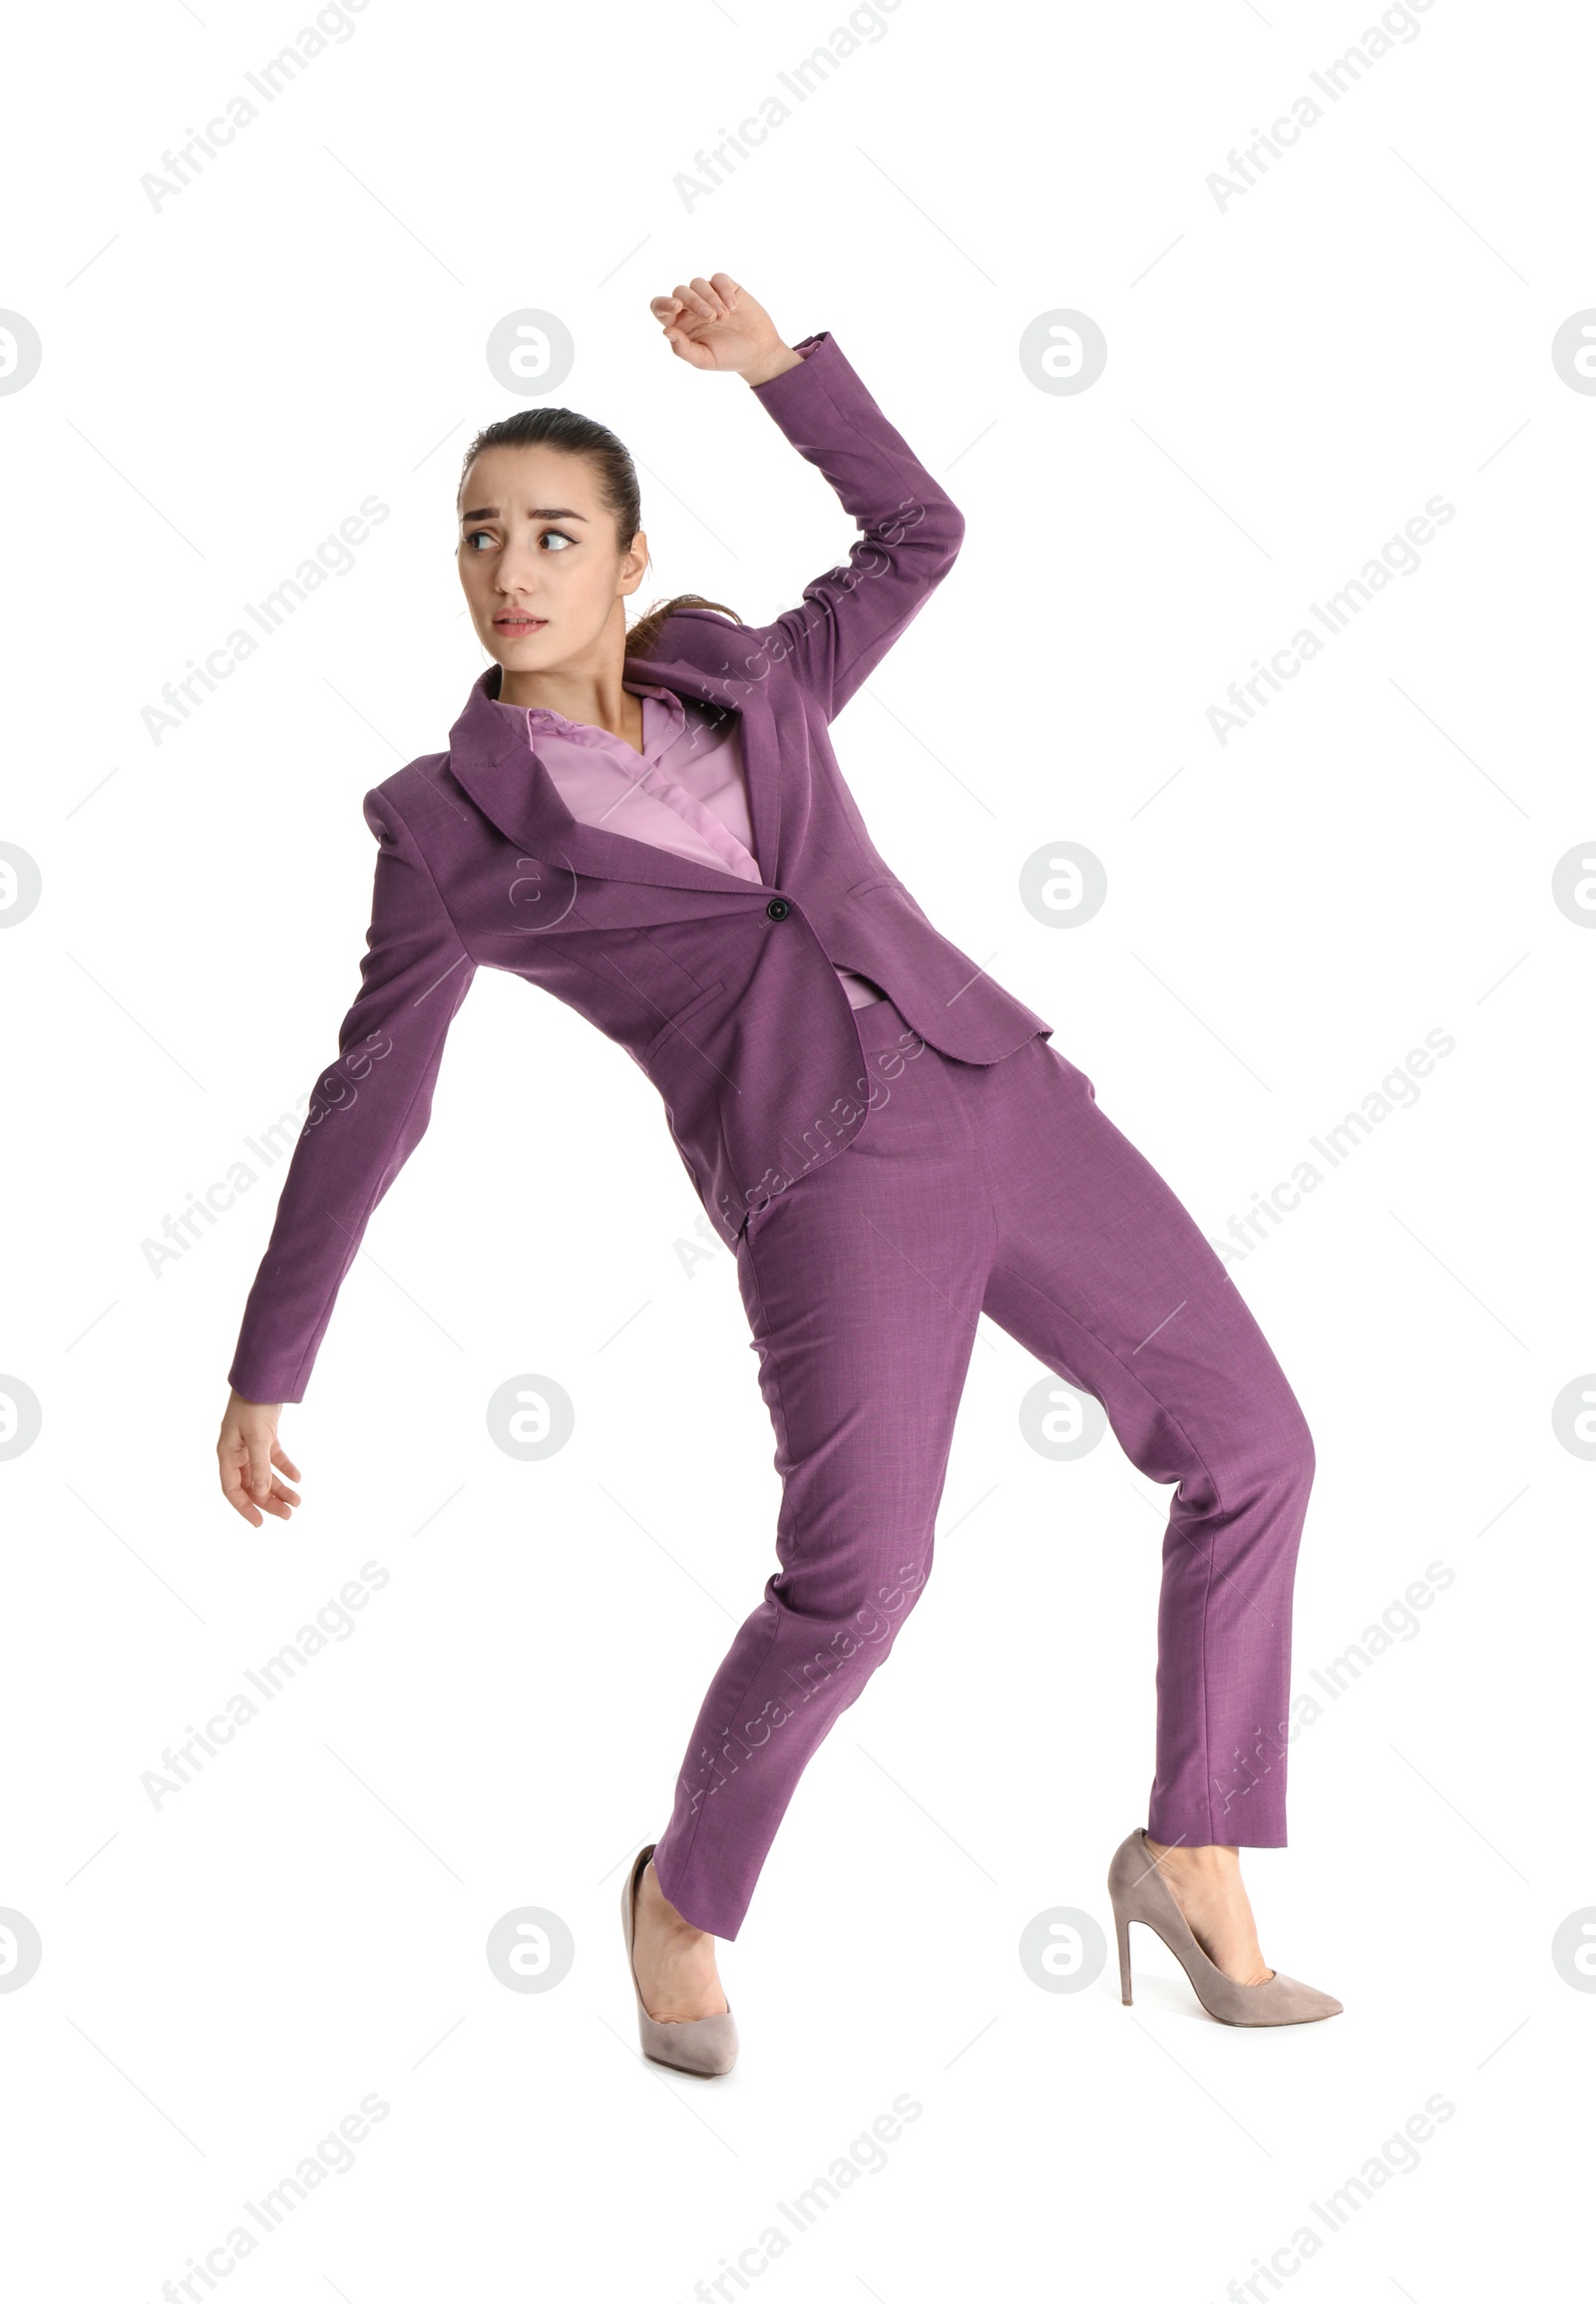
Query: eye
[
  {"left": 539, "top": 529, "right": 577, "bottom": 552},
  {"left": 464, "top": 530, "right": 495, "bottom": 553}
]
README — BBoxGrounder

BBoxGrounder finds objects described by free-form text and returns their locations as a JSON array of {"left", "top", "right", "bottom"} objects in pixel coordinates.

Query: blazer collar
[{"left": 441, "top": 656, "right": 781, "bottom": 896}]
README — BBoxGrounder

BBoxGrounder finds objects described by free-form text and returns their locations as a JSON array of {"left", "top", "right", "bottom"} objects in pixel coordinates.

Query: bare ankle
[
  {"left": 1147, "top": 1837, "right": 1241, "bottom": 1874},
  {"left": 640, "top": 1860, "right": 707, "bottom": 1942},
  {"left": 631, "top": 1859, "right": 728, "bottom": 2022}
]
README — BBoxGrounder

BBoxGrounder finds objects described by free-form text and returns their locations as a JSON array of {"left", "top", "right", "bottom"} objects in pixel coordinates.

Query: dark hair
[{"left": 457, "top": 405, "right": 741, "bottom": 661}]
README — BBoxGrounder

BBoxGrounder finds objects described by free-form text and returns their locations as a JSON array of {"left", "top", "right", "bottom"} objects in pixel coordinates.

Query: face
[{"left": 456, "top": 445, "right": 647, "bottom": 674}]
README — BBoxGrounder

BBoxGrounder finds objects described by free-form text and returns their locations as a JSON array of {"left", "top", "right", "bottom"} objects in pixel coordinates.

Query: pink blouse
[{"left": 490, "top": 681, "right": 888, "bottom": 1008}]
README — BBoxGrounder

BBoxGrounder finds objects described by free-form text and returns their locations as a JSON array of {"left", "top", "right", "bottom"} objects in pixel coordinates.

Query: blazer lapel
[{"left": 441, "top": 658, "right": 781, "bottom": 896}]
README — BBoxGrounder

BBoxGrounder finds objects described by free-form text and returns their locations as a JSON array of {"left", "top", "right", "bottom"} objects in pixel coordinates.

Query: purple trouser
[{"left": 649, "top": 997, "right": 1315, "bottom": 1940}]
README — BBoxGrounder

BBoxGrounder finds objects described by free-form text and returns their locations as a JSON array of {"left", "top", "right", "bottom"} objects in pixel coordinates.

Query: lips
[{"left": 495, "top": 614, "right": 547, "bottom": 632}]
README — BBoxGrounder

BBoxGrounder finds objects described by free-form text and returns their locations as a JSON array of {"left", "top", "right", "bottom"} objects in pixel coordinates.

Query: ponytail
[{"left": 625, "top": 593, "right": 742, "bottom": 661}]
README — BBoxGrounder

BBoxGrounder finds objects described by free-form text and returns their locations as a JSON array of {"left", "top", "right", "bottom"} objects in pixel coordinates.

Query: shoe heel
[{"left": 1115, "top": 1909, "right": 1133, "bottom": 2006}]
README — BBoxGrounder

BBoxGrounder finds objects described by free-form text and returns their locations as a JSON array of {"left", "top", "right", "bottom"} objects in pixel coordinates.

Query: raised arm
[
  {"left": 744, "top": 329, "right": 965, "bottom": 719},
  {"left": 650, "top": 274, "right": 965, "bottom": 720},
  {"left": 221, "top": 783, "right": 477, "bottom": 1468}
]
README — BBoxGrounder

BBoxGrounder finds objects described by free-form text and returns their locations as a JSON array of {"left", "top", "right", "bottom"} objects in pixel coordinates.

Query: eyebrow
[{"left": 459, "top": 505, "right": 590, "bottom": 525}]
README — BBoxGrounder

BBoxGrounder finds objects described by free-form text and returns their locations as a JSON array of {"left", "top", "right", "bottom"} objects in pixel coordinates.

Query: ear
[{"left": 617, "top": 528, "right": 649, "bottom": 599}]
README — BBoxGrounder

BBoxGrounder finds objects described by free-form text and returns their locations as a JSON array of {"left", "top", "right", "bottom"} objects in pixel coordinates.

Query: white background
[{"left": 1, "top": 0, "right": 1587, "bottom": 2295}]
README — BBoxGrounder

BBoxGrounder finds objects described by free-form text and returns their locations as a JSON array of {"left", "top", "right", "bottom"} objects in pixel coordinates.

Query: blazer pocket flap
[{"left": 640, "top": 979, "right": 726, "bottom": 1068}]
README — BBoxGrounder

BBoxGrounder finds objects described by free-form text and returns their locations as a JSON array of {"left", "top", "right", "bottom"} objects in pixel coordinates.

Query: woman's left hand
[{"left": 648, "top": 273, "right": 803, "bottom": 385}]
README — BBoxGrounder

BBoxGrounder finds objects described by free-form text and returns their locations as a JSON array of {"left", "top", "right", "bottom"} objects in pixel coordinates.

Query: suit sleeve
[
  {"left": 743, "top": 330, "right": 966, "bottom": 721},
  {"left": 225, "top": 787, "right": 478, "bottom": 1405}
]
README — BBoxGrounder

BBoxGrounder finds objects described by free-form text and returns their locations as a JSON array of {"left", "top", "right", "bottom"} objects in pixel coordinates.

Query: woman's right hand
[
  {"left": 648, "top": 272, "right": 802, "bottom": 386},
  {"left": 217, "top": 1389, "right": 302, "bottom": 1526}
]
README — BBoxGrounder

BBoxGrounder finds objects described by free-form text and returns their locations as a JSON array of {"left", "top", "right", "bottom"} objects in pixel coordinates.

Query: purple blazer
[{"left": 227, "top": 330, "right": 1054, "bottom": 1403}]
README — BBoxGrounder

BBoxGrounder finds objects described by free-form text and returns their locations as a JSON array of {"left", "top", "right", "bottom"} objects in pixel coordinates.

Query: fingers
[
  {"left": 218, "top": 1453, "right": 260, "bottom": 1526},
  {"left": 259, "top": 1471, "right": 299, "bottom": 1521},
  {"left": 268, "top": 1445, "right": 302, "bottom": 1511},
  {"left": 649, "top": 277, "right": 740, "bottom": 367},
  {"left": 690, "top": 273, "right": 734, "bottom": 318},
  {"left": 650, "top": 276, "right": 740, "bottom": 328},
  {"left": 218, "top": 1455, "right": 299, "bottom": 1526},
  {"left": 218, "top": 1398, "right": 300, "bottom": 1528},
  {"left": 219, "top": 1454, "right": 269, "bottom": 1525},
  {"left": 649, "top": 294, "right": 692, "bottom": 359},
  {"left": 247, "top": 1435, "right": 275, "bottom": 1508},
  {"left": 669, "top": 277, "right": 733, "bottom": 323}
]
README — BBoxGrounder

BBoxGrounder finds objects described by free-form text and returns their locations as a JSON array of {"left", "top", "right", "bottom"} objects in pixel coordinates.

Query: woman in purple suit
[{"left": 217, "top": 273, "right": 1341, "bottom": 2075}]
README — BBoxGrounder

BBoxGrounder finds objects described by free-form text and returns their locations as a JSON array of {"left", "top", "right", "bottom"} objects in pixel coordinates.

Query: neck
[{"left": 497, "top": 652, "right": 643, "bottom": 749}]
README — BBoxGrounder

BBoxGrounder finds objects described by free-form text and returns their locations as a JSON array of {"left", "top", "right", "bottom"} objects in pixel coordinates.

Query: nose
[{"left": 492, "top": 533, "right": 543, "bottom": 596}]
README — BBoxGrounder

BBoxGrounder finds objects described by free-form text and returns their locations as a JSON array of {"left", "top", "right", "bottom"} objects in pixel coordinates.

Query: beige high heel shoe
[
  {"left": 620, "top": 1843, "right": 739, "bottom": 2077},
  {"left": 1107, "top": 1828, "right": 1343, "bottom": 2027}
]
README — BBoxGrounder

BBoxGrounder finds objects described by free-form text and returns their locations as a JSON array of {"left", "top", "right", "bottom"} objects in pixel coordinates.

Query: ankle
[
  {"left": 639, "top": 1861, "right": 710, "bottom": 1944},
  {"left": 1147, "top": 1836, "right": 1241, "bottom": 1876}
]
